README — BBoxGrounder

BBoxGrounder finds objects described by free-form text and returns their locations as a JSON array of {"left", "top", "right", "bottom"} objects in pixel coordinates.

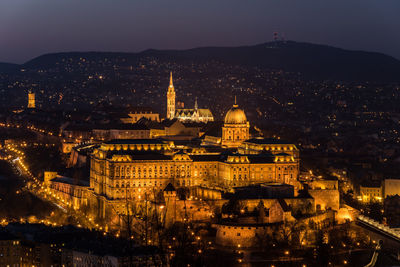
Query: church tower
[
  {"left": 28, "top": 91, "right": 35, "bottom": 109},
  {"left": 167, "top": 72, "right": 176, "bottom": 119},
  {"left": 193, "top": 97, "right": 200, "bottom": 122}
]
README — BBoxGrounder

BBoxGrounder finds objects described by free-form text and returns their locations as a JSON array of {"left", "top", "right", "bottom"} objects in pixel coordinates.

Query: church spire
[
  {"left": 195, "top": 97, "right": 198, "bottom": 111},
  {"left": 167, "top": 72, "right": 176, "bottom": 119},
  {"left": 169, "top": 71, "right": 174, "bottom": 88}
]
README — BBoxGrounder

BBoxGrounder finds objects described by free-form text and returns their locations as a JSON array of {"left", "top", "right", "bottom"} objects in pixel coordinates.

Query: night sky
[{"left": 1, "top": 0, "right": 399, "bottom": 63}]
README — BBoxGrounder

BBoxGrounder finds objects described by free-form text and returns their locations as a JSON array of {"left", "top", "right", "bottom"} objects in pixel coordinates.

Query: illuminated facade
[
  {"left": 28, "top": 92, "right": 35, "bottom": 108},
  {"left": 120, "top": 107, "right": 160, "bottom": 124},
  {"left": 48, "top": 176, "right": 89, "bottom": 210},
  {"left": 51, "top": 136, "right": 301, "bottom": 227},
  {"left": 89, "top": 138, "right": 299, "bottom": 202},
  {"left": 166, "top": 72, "right": 176, "bottom": 119},
  {"left": 238, "top": 138, "right": 299, "bottom": 159},
  {"left": 360, "top": 184, "right": 383, "bottom": 202},
  {"left": 166, "top": 72, "right": 214, "bottom": 122},
  {"left": 47, "top": 76, "right": 308, "bottom": 228},
  {"left": 82, "top": 137, "right": 300, "bottom": 224},
  {"left": 221, "top": 99, "right": 250, "bottom": 147}
]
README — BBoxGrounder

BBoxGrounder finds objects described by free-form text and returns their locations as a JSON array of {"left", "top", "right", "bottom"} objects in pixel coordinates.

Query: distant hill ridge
[
  {"left": 3, "top": 41, "right": 400, "bottom": 81},
  {"left": 0, "top": 62, "right": 19, "bottom": 73}
]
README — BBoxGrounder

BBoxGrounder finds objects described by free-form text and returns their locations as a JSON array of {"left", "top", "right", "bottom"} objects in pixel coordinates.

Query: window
[{"left": 237, "top": 233, "right": 241, "bottom": 236}]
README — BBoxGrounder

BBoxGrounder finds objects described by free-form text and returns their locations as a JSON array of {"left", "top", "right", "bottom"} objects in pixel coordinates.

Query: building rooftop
[
  {"left": 94, "top": 123, "right": 150, "bottom": 130},
  {"left": 164, "top": 183, "right": 176, "bottom": 192},
  {"left": 106, "top": 150, "right": 172, "bottom": 161},
  {"left": 247, "top": 154, "right": 275, "bottom": 164},
  {"left": 51, "top": 176, "right": 90, "bottom": 187},
  {"left": 232, "top": 183, "right": 294, "bottom": 199},
  {"left": 103, "top": 138, "right": 167, "bottom": 145},
  {"left": 244, "top": 137, "right": 294, "bottom": 145}
]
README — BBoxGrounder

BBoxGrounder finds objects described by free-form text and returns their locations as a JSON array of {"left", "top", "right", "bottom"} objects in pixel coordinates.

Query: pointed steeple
[
  {"left": 167, "top": 72, "right": 176, "bottom": 119},
  {"left": 194, "top": 97, "right": 198, "bottom": 110},
  {"left": 169, "top": 72, "right": 174, "bottom": 88}
]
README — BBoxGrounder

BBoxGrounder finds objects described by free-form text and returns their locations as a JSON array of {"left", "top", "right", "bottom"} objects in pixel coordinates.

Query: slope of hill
[
  {"left": 140, "top": 41, "right": 400, "bottom": 82},
  {"left": 0, "top": 62, "right": 19, "bottom": 73},
  {"left": 20, "top": 41, "right": 400, "bottom": 82}
]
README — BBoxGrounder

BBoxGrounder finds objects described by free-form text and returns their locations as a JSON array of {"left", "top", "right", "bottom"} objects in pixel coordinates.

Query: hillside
[
  {"left": 20, "top": 41, "right": 400, "bottom": 82},
  {"left": 0, "top": 62, "right": 19, "bottom": 72}
]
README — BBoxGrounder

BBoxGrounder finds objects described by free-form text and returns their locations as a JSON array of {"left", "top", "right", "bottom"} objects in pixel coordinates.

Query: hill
[
  {"left": 0, "top": 62, "right": 19, "bottom": 73},
  {"left": 21, "top": 41, "right": 400, "bottom": 82}
]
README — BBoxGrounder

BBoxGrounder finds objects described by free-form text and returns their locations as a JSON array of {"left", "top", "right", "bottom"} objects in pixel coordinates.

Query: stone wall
[
  {"left": 384, "top": 179, "right": 400, "bottom": 197},
  {"left": 308, "top": 189, "right": 339, "bottom": 211},
  {"left": 214, "top": 223, "right": 273, "bottom": 248}
]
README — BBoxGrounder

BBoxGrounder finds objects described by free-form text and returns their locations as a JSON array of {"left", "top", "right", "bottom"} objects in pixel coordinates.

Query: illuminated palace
[
  {"left": 88, "top": 98, "right": 299, "bottom": 220},
  {"left": 87, "top": 137, "right": 299, "bottom": 220},
  {"left": 90, "top": 139, "right": 299, "bottom": 195},
  {"left": 48, "top": 79, "right": 304, "bottom": 228},
  {"left": 167, "top": 72, "right": 214, "bottom": 122}
]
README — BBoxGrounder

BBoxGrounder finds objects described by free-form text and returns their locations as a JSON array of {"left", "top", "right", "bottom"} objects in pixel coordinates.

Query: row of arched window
[
  {"left": 114, "top": 165, "right": 176, "bottom": 178},
  {"left": 115, "top": 180, "right": 163, "bottom": 188}
]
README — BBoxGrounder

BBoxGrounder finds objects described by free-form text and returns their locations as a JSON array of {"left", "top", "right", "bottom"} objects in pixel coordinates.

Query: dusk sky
[{"left": 1, "top": 0, "right": 399, "bottom": 63}]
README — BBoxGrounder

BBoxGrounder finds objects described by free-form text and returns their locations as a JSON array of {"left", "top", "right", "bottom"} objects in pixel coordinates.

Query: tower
[
  {"left": 193, "top": 97, "right": 199, "bottom": 121},
  {"left": 163, "top": 183, "right": 177, "bottom": 227},
  {"left": 28, "top": 91, "right": 35, "bottom": 109},
  {"left": 167, "top": 72, "right": 176, "bottom": 119}
]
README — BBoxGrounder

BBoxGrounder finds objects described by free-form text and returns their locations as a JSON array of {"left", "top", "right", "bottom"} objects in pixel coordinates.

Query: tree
[
  {"left": 221, "top": 197, "right": 245, "bottom": 216},
  {"left": 315, "top": 230, "right": 330, "bottom": 266}
]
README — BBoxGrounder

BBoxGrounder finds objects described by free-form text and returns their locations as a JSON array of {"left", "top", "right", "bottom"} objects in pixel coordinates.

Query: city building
[
  {"left": 213, "top": 183, "right": 336, "bottom": 248},
  {"left": 50, "top": 98, "right": 304, "bottom": 229},
  {"left": 39, "top": 82, "right": 343, "bottom": 236},
  {"left": 307, "top": 179, "right": 340, "bottom": 211},
  {"left": 51, "top": 135, "right": 299, "bottom": 226},
  {"left": 221, "top": 98, "right": 250, "bottom": 148},
  {"left": 238, "top": 138, "right": 299, "bottom": 159},
  {"left": 359, "top": 181, "right": 383, "bottom": 202},
  {"left": 383, "top": 179, "right": 400, "bottom": 198},
  {"left": 166, "top": 72, "right": 214, "bottom": 122},
  {"left": 0, "top": 224, "right": 165, "bottom": 267},
  {"left": 48, "top": 175, "right": 90, "bottom": 210},
  {"left": 88, "top": 138, "right": 299, "bottom": 200},
  {"left": 28, "top": 91, "right": 35, "bottom": 109},
  {"left": 120, "top": 107, "right": 160, "bottom": 124},
  {"left": 166, "top": 72, "right": 176, "bottom": 120}
]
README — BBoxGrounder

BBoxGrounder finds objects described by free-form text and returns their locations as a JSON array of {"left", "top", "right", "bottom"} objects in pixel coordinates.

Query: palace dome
[{"left": 224, "top": 104, "right": 247, "bottom": 124}]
